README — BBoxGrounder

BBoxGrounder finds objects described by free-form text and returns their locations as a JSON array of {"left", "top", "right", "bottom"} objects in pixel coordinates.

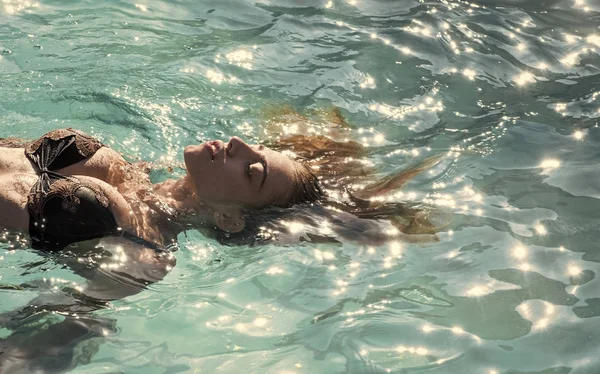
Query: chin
[
  {"left": 184, "top": 144, "right": 206, "bottom": 167},
  {"left": 184, "top": 144, "right": 201, "bottom": 159}
]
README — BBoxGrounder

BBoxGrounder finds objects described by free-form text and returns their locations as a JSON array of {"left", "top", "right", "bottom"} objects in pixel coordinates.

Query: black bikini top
[{"left": 24, "top": 128, "right": 158, "bottom": 252}]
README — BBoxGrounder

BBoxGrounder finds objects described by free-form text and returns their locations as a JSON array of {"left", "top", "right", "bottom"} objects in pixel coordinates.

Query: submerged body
[
  {"left": 0, "top": 118, "right": 442, "bottom": 373},
  {"left": 0, "top": 127, "right": 324, "bottom": 373}
]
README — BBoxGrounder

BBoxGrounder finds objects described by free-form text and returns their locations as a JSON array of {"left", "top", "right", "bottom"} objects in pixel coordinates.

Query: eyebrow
[{"left": 259, "top": 155, "right": 268, "bottom": 189}]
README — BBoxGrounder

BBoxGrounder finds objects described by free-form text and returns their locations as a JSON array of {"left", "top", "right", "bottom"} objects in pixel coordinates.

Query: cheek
[{"left": 218, "top": 166, "right": 253, "bottom": 201}]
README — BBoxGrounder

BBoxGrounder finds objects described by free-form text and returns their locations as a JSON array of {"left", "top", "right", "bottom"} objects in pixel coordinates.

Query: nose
[{"left": 226, "top": 136, "right": 254, "bottom": 157}]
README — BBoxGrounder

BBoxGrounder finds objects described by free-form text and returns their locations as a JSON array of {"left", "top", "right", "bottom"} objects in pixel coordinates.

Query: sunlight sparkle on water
[
  {"left": 534, "top": 317, "right": 550, "bottom": 330},
  {"left": 467, "top": 285, "right": 489, "bottom": 297},
  {"left": 463, "top": 69, "right": 476, "bottom": 80},
  {"left": 561, "top": 52, "right": 579, "bottom": 66},
  {"left": 207, "top": 69, "right": 231, "bottom": 84},
  {"left": 564, "top": 34, "right": 578, "bottom": 44},
  {"left": 266, "top": 266, "right": 284, "bottom": 275},
  {"left": 422, "top": 324, "right": 434, "bottom": 333},
  {"left": 515, "top": 72, "right": 535, "bottom": 86},
  {"left": 540, "top": 159, "right": 560, "bottom": 169},
  {"left": 587, "top": 34, "right": 600, "bottom": 47},
  {"left": 397, "top": 346, "right": 429, "bottom": 356},
  {"left": 285, "top": 221, "right": 305, "bottom": 234},
  {"left": 319, "top": 220, "right": 333, "bottom": 235},
  {"left": 535, "top": 224, "right": 547, "bottom": 235},
  {"left": 3, "top": 0, "right": 40, "bottom": 14},
  {"left": 389, "top": 242, "right": 402, "bottom": 256},
  {"left": 253, "top": 317, "right": 268, "bottom": 327},
  {"left": 315, "top": 249, "right": 335, "bottom": 261},
  {"left": 567, "top": 264, "right": 582, "bottom": 277},
  {"left": 512, "top": 244, "right": 527, "bottom": 259},
  {"left": 359, "top": 75, "right": 376, "bottom": 89},
  {"left": 573, "top": 130, "right": 585, "bottom": 140},
  {"left": 415, "top": 347, "right": 428, "bottom": 355},
  {"left": 225, "top": 49, "right": 253, "bottom": 69},
  {"left": 555, "top": 103, "right": 567, "bottom": 113}
]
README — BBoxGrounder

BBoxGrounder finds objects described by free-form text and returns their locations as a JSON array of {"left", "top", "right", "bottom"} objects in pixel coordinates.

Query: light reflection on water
[{"left": 1, "top": 0, "right": 600, "bottom": 373}]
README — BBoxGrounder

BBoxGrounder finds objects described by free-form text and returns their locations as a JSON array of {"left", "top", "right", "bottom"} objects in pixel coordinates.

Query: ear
[{"left": 213, "top": 208, "right": 246, "bottom": 233}]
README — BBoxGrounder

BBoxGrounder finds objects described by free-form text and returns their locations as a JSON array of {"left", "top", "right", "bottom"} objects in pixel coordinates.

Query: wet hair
[
  {"left": 284, "top": 161, "right": 324, "bottom": 206},
  {"left": 215, "top": 115, "right": 445, "bottom": 245}
]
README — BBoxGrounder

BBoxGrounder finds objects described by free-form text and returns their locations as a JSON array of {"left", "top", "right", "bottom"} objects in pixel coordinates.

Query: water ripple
[{"left": 1, "top": 0, "right": 600, "bottom": 373}]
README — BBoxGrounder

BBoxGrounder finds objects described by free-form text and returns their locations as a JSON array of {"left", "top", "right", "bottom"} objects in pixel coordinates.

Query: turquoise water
[{"left": 2, "top": 0, "right": 600, "bottom": 373}]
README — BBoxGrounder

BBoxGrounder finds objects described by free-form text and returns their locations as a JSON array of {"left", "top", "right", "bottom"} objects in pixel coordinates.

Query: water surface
[{"left": 1, "top": 0, "right": 600, "bottom": 373}]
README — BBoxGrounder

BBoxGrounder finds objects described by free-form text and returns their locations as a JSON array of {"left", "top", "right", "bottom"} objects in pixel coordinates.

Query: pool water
[{"left": 1, "top": 0, "right": 600, "bottom": 373}]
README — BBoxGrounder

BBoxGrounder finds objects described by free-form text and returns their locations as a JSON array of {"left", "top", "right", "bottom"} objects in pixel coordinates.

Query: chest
[{"left": 1, "top": 171, "right": 175, "bottom": 247}]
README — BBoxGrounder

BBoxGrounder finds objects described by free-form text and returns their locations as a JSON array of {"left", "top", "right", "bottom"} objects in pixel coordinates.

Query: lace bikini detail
[
  {"left": 27, "top": 178, "right": 111, "bottom": 220},
  {"left": 25, "top": 128, "right": 103, "bottom": 160},
  {"left": 24, "top": 128, "right": 120, "bottom": 251}
]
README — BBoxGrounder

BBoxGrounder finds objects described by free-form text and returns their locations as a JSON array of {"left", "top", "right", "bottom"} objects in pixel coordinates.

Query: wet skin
[{"left": 184, "top": 136, "right": 298, "bottom": 208}]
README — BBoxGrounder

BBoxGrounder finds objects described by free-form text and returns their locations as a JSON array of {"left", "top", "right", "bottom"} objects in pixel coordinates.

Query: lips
[{"left": 205, "top": 140, "right": 223, "bottom": 161}]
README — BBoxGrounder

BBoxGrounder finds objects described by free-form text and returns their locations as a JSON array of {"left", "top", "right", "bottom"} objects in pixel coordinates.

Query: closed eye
[
  {"left": 247, "top": 162, "right": 263, "bottom": 177},
  {"left": 246, "top": 158, "right": 268, "bottom": 188}
]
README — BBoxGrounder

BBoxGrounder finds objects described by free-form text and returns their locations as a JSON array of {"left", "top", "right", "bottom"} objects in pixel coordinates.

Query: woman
[
  {"left": 0, "top": 113, "right": 438, "bottom": 252},
  {"left": 0, "top": 127, "right": 321, "bottom": 251},
  {"left": 0, "top": 110, "right": 443, "bottom": 301},
  {"left": 0, "top": 126, "right": 328, "bottom": 373},
  {"left": 0, "top": 111, "right": 441, "bottom": 373}
]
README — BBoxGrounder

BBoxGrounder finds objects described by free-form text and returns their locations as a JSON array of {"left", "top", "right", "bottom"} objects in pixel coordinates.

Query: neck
[{"left": 152, "top": 175, "right": 212, "bottom": 235}]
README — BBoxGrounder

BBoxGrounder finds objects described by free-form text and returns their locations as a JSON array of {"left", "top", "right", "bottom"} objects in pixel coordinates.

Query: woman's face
[{"left": 184, "top": 137, "right": 297, "bottom": 207}]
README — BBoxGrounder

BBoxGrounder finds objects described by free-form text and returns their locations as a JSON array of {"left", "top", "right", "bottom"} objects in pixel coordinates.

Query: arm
[
  {"left": 0, "top": 236, "right": 175, "bottom": 374},
  {"left": 64, "top": 236, "right": 176, "bottom": 302}
]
